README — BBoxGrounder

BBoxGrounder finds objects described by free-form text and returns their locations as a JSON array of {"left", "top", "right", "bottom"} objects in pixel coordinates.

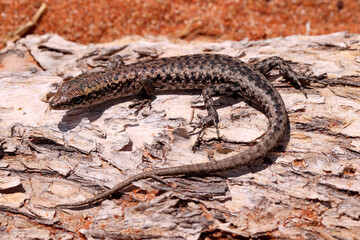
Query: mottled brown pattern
[{"left": 49, "top": 54, "right": 303, "bottom": 209}]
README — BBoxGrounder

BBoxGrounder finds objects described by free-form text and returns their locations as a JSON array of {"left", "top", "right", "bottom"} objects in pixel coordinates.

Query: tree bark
[{"left": 0, "top": 32, "right": 359, "bottom": 239}]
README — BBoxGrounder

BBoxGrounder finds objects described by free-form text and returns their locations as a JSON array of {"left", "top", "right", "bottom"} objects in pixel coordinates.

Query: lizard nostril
[{"left": 49, "top": 100, "right": 58, "bottom": 109}]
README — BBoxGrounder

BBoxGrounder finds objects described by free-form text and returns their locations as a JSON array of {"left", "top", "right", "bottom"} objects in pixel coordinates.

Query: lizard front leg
[{"left": 128, "top": 77, "right": 155, "bottom": 115}]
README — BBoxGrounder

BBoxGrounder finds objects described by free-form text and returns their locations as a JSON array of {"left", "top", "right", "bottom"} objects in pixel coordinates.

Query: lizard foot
[
  {"left": 190, "top": 113, "right": 221, "bottom": 151},
  {"left": 129, "top": 99, "right": 152, "bottom": 115}
]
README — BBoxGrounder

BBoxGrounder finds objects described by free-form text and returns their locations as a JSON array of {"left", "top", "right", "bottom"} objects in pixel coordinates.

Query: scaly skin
[{"left": 49, "top": 54, "right": 304, "bottom": 209}]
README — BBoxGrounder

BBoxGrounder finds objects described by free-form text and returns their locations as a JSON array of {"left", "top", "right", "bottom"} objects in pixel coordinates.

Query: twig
[{"left": 3, "top": 3, "right": 47, "bottom": 44}]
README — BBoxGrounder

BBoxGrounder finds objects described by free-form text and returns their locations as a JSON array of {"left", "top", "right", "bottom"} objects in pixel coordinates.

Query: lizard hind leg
[{"left": 191, "top": 83, "right": 239, "bottom": 151}]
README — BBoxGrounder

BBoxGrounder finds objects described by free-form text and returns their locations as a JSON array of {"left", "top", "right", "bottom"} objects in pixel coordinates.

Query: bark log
[{"left": 0, "top": 32, "right": 359, "bottom": 239}]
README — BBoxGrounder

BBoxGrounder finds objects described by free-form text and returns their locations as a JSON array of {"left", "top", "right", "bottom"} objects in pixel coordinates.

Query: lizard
[{"left": 49, "top": 53, "right": 306, "bottom": 209}]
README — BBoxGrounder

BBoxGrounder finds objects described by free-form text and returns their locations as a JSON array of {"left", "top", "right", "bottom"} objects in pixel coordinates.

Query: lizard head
[{"left": 49, "top": 78, "right": 88, "bottom": 110}]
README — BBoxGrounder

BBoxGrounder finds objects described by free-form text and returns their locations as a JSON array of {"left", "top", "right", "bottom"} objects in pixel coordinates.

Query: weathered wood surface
[{"left": 0, "top": 32, "right": 359, "bottom": 239}]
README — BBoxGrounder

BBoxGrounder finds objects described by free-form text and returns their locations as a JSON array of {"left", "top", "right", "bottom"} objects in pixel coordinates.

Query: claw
[
  {"left": 129, "top": 99, "right": 152, "bottom": 115},
  {"left": 287, "top": 73, "right": 308, "bottom": 99}
]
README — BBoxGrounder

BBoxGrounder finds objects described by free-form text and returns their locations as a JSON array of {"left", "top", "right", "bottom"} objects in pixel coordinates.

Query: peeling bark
[{"left": 0, "top": 32, "right": 359, "bottom": 239}]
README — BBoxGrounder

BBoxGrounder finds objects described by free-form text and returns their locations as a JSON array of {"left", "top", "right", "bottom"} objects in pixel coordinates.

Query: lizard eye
[{"left": 73, "top": 96, "right": 83, "bottom": 104}]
